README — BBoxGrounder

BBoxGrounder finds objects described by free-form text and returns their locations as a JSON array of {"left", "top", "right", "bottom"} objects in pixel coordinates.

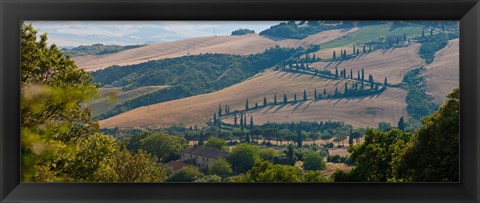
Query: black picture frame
[{"left": 1, "top": 0, "right": 479, "bottom": 202}]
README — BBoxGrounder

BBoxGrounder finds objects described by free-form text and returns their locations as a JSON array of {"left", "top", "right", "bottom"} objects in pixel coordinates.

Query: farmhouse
[{"left": 179, "top": 145, "right": 229, "bottom": 169}]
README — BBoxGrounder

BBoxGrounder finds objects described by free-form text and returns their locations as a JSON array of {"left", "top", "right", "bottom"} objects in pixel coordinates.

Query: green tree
[
  {"left": 246, "top": 160, "right": 303, "bottom": 182},
  {"left": 314, "top": 89, "right": 317, "bottom": 99},
  {"left": 207, "top": 158, "right": 233, "bottom": 178},
  {"left": 397, "top": 89, "right": 459, "bottom": 182},
  {"left": 259, "top": 148, "right": 279, "bottom": 161},
  {"left": 283, "top": 94, "right": 288, "bottom": 104},
  {"left": 333, "top": 51, "right": 336, "bottom": 59},
  {"left": 227, "top": 143, "right": 260, "bottom": 173},
  {"left": 263, "top": 96, "right": 267, "bottom": 107},
  {"left": 194, "top": 175, "right": 222, "bottom": 183},
  {"left": 96, "top": 147, "right": 169, "bottom": 182},
  {"left": 205, "top": 137, "right": 227, "bottom": 151},
  {"left": 398, "top": 116, "right": 405, "bottom": 132},
  {"left": 166, "top": 165, "right": 204, "bottom": 182},
  {"left": 303, "top": 151, "right": 326, "bottom": 171},
  {"left": 139, "top": 132, "right": 188, "bottom": 163},
  {"left": 218, "top": 104, "right": 222, "bottom": 117},
  {"left": 245, "top": 98, "right": 249, "bottom": 111},
  {"left": 274, "top": 93, "right": 277, "bottom": 105},
  {"left": 303, "top": 89, "right": 307, "bottom": 101}
]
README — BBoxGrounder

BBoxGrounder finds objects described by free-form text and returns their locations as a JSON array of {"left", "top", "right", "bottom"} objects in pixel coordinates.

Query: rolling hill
[
  {"left": 423, "top": 39, "right": 459, "bottom": 104},
  {"left": 73, "top": 28, "right": 358, "bottom": 71},
  {"left": 99, "top": 70, "right": 406, "bottom": 129},
  {"left": 310, "top": 43, "right": 424, "bottom": 84}
]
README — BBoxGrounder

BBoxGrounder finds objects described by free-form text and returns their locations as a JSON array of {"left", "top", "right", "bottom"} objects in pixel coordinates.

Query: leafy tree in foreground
[{"left": 397, "top": 88, "right": 459, "bottom": 182}]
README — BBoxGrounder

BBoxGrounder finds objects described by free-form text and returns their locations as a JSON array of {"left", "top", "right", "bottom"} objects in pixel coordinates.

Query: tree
[
  {"left": 335, "top": 67, "right": 339, "bottom": 78},
  {"left": 244, "top": 114, "right": 247, "bottom": 129},
  {"left": 344, "top": 82, "right": 348, "bottom": 95},
  {"left": 96, "top": 147, "right": 169, "bottom": 182},
  {"left": 139, "top": 132, "right": 188, "bottom": 163},
  {"left": 283, "top": 94, "right": 288, "bottom": 104},
  {"left": 294, "top": 93, "right": 297, "bottom": 102},
  {"left": 333, "top": 51, "right": 336, "bottom": 59},
  {"left": 240, "top": 114, "right": 244, "bottom": 130},
  {"left": 263, "top": 97, "right": 267, "bottom": 107},
  {"left": 361, "top": 68, "right": 365, "bottom": 82},
  {"left": 245, "top": 98, "right": 249, "bottom": 111},
  {"left": 227, "top": 144, "right": 260, "bottom": 173},
  {"left": 247, "top": 160, "right": 303, "bottom": 182},
  {"left": 234, "top": 113, "right": 238, "bottom": 126},
  {"left": 397, "top": 116, "right": 405, "bottom": 132},
  {"left": 207, "top": 158, "right": 233, "bottom": 178},
  {"left": 205, "top": 137, "right": 227, "bottom": 151},
  {"left": 321, "top": 134, "right": 333, "bottom": 145},
  {"left": 278, "top": 129, "right": 293, "bottom": 146},
  {"left": 384, "top": 77, "right": 388, "bottom": 86},
  {"left": 194, "top": 175, "right": 222, "bottom": 183},
  {"left": 166, "top": 166, "right": 204, "bottom": 182},
  {"left": 286, "top": 144, "right": 298, "bottom": 164},
  {"left": 403, "top": 33, "right": 407, "bottom": 41},
  {"left": 218, "top": 104, "right": 222, "bottom": 117},
  {"left": 259, "top": 148, "right": 279, "bottom": 161},
  {"left": 350, "top": 69, "right": 353, "bottom": 79},
  {"left": 250, "top": 115, "right": 254, "bottom": 129},
  {"left": 334, "top": 87, "right": 339, "bottom": 96},
  {"left": 20, "top": 23, "right": 139, "bottom": 182},
  {"left": 274, "top": 93, "right": 277, "bottom": 105},
  {"left": 363, "top": 45, "right": 366, "bottom": 53},
  {"left": 303, "top": 89, "right": 307, "bottom": 101},
  {"left": 323, "top": 89, "right": 327, "bottom": 98},
  {"left": 422, "top": 29, "right": 425, "bottom": 37},
  {"left": 353, "top": 45, "right": 356, "bottom": 53},
  {"left": 397, "top": 89, "right": 459, "bottom": 182},
  {"left": 303, "top": 151, "right": 326, "bottom": 171},
  {"left": 213, "top": 113, "right": 217, "bottom": 125},
  {"left": 297, "top": 131, "right": 303, "bottom": 148},
  {"left": 314, "top": 89, "right": 317, "bottom": 99},
  {"left": 255, "top": 102, "right": 258, "bottom": 108}
]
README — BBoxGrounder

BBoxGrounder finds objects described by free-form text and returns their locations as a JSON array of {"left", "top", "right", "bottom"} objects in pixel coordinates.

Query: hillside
[
  {"left": 63, "top": 44, "right": 145, "bottom": 56},
  {"left": 90, "top": 86, "right": 169, "bottom": 117},
  {"left": 73, "top": 28, "right": 358, "bottom": 71},
  {"left": 310, "top": 43, "right": 424, "bottom": 84},
  {"left": 423, "top": 39, "right": 459, "bottom": 104},
  {"left": 99, "top": 70, "right": 406, "bottom": 129}
]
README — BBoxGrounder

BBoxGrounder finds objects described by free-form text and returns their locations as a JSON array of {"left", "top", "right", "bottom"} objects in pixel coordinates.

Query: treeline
[
  {"left": 231, "top": 28, "right": 255, "bottom": 35},
  {"left": 401, "top": 67, "right": 439, "bottom": 128},
  {"left": 333, "top": 88, "right": 459, "bottom": 182},
  {"left": 62, "top": 43, "right": 145, "bottom": 56},
  {"left": 416, "top": 32, "right": 449, "bottom": 64},
  {"left": 259, "top": 21, "right": 354, "bottom": 39}
]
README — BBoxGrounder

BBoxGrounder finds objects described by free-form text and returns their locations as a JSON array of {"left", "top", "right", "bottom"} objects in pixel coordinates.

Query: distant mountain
[{"left": 62, "top": 43, "right": 145, "bottom": 56}]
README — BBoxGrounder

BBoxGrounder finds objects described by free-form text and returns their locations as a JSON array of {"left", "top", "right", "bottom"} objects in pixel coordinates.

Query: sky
[{"left": 27, "top": 21, "right": 283, "bottom": 48}]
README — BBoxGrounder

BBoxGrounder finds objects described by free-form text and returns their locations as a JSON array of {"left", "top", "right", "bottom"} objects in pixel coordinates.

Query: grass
[{"left": 320, "top": 23, "right": 424, "bottom": 49}]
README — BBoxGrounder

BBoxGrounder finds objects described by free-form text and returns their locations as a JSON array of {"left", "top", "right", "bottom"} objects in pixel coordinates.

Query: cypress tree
[
  {"left": 353, "top": 45, "right": 356, "bottom": 53},
  {"left": 357, "top": 70, "right": 360, "bottom": 80},
  {"left": 312, "top": 53, "right": 316, "bottom": 61},
  {"left": 398, "top": 116, "right": 405, "bottom": 131},
  {"left": 240, "top": 114, "right": 244, "bottom": 130},
  {"left": 335, "top": 67, "right": 339, "bottom": 78},
  {"left": 369, "top": 44, "right": 372, "bottom": 51},
  {"left": 263, "top": 97, "right": 267, "bottom": 107},
  {"left": 361, "top": 68, "right": 365, "bottom": 82},
  {"left": 343, "top": 68, "right": 346, "bottom": 78},
  {"left": 335, "top": 87, "right": 339, "bottom": 96},
  {"left": 323, "top": 89, "right": 327, "bottom": 97},
  {"left": 234, "top": 113, "right": 237, "bottom": 126},
  {"left": 255, "top": 102, "right": 258, "bottom": 108},
  {"left": 294, "top": 93, "right": 297, "bottom": 102},
  {"left": 283, "top": 94, "right": 287, "bottom": 104},
  {"left": 350, "top": 69, "right": 353, "bottom": 79},
  {"left": 213, "top": 113, "right": 217, "bottom": 125},
  {"left": 357, "top": 48, "right": 359, "bottom": 54},
  {"left": 344, "top": 82, "right": 348, "bottom": 95},
  {"left": 422, "top": 29, "right": 425, "bottom": 37},
  {"left": 245, "top": 132, "right": 250, "bottom": 143},
  {"left": 244, "top": 114, "right": 247, "bottom": 128},
  {"left": 297, "top": 131, "right": 303, "bottom": 148},
  {"left": 250, "top": 115, "right": 254, "bottom": 129},
  {"left": 303, "top": 89, "right": 307, "bottom": 101},
  {"left": 218, "top": 104, "right": 222, "bottom": 117},
  {"left": 245, "top": 98, "right": 249, "bottom": 111},
  {"left": 314, "top": 88, "right": 317, "bottom": 99},
  {"left": 384, "top": 77, "right": 388, "bottom": 86},
  {"left": 274, "top": 93, "right": 277, "bottom": 105},
  {"left": 403, "top": 33, "right": 407, "bottom": 41},
  {"left": 225, "top": 104, "right": 228, "bottom": 115},
  {"left": 363, "top": 45, "right": 366, "bottom": 53},
  {"left": 333, "top": 51, "right": 336, "bottom": 59}
]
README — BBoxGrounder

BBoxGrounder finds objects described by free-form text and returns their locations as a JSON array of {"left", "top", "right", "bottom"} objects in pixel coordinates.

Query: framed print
[{"left": 1, "top": 0, "right": 479, "bottom": 202}]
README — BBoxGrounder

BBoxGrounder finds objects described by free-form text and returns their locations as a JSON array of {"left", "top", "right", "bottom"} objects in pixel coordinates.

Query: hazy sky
[{"left": 27, "top": 21, "right": 283, "bottom": 47}]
